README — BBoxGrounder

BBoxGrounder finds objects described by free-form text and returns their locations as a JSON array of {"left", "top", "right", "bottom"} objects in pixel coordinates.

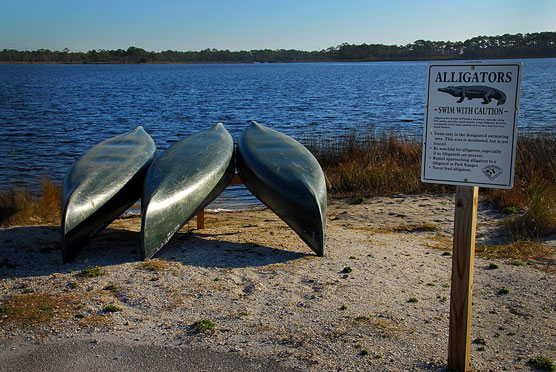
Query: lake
[{"left": 1, "top": 59, "right": 555, "bottom": 208}]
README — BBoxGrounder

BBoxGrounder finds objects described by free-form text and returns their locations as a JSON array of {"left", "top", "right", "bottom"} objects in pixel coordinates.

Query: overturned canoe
[
  {"left": 61, "top": 126, "right": 156, "bottom": 262},
  {"left": 236, "top": 121, "right": 327, "bottom": 256},
  {"left": 141, "top": 123, "right": 234, "bottom": 260}
]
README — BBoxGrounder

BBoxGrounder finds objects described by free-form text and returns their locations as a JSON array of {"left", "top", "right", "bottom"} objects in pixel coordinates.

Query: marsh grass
[
  {"left": 0, "top": 178, "right": 61, "bottom": 226},
  {"left": 306, "top": 130, "right": 556, "bottom": 237},
  {"left": 305, "top": 131, "right": 450, "bottom": 196}
]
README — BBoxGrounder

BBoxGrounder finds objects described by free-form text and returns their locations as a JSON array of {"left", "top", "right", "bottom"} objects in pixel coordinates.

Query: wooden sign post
[
  {"left": 421, "top": 62, "right": 522, "bottom": 371},
  {"left": 448, "top": 186, "right": 478, "bottom": 371}
]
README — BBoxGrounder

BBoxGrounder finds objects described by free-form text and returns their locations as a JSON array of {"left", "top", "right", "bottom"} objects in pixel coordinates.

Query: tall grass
[
  {"left": 0, "top": 179, "right": 61, "bottom": 226},
  {"left": 305, "top": 130, "right": 451, "bottom": 196},
  {"left": 305, "top": 130, "right": 556, "bottom": 237}
]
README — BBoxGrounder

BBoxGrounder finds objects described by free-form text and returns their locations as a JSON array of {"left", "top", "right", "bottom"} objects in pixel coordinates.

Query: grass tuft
[
  {"left": 0, "top": 178, "right": 61, "bottom": 226},
  {"left": 192, "top": 319, "right": 216, "bottom": 334},
  {"left": 103, "top": 305, "right": 121, "bottom": 313},
  {"left": 139, "top": 259, "right": 171, "bottom": 272},
  {"left": 78, "top": 266, "right": 105, "bottom": 278},
  {"left": 529, "top": 354, "right": 556, "bottom": 371},
  {"left": 341, "top": 266, "right": 353, "bottom": 274}
]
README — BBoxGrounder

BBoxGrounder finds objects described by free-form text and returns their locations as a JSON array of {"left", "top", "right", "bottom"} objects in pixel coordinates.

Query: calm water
[{"left": 1, "top": 59, "right": 555, "bottom": 208}]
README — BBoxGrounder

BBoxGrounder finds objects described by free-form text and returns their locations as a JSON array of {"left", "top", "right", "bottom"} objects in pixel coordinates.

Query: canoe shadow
[
  {"left": 154, "top": 231, "right": 309, "bottom": 268},
  {"left": 0, "top": 225, "right": 309, "bottom": 279},
  {"left": 0, "top": 226, "right": 141, "bottom": 279}
]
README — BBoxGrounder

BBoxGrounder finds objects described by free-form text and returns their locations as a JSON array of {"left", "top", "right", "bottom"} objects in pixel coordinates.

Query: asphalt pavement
[{"left": 0, "top": 338, "right": 301, "bottom": 372}]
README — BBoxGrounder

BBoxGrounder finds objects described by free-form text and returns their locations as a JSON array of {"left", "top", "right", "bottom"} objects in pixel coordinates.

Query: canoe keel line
[{"left": 60, "top": 122, "right": 327, "bottom": 261}]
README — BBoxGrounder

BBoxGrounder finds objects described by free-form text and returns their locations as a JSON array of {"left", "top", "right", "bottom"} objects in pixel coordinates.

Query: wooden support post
[
  {"left": 448, "top": 186, "right": 478, "bottom": 372},
  {"left": 229, "top": 173, "right": 243, "bottom": 185},
  {"left": 196, "top": 209, "right": 205, "bottom": 229},
  {"left": 196, "top": 173, "right": 243, "bottom": 230}
]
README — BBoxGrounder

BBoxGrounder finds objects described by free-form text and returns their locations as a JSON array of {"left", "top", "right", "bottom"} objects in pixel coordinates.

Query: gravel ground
[{"left": 1, "top": 195, "right": 555, "bottom": 371}]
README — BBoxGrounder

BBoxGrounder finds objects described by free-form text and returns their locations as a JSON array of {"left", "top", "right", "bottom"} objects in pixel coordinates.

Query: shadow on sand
[{"left": 0, "top": 225, "right": 309, "bottom": 279}]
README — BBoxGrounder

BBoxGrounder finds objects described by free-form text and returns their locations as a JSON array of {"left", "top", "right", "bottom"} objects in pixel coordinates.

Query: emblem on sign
[{"left": 482, "top": 165, "right": 503, "bottom": 180}]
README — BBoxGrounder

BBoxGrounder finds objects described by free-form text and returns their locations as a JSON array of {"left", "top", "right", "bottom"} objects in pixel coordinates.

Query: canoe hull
[
  {"left": 61, "top": 126, "right": 156, "bottom": 262},
  {"left": 141, "top": 123, "right": 234, "bottom": 260},
  {"left": 236, "top": 122, "right": 326, "bottom": 256}
]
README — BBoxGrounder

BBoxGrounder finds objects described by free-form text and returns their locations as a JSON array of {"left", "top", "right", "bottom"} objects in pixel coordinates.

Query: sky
[{"left": 1, "top": 0, "right": 555, "bottom": 52}]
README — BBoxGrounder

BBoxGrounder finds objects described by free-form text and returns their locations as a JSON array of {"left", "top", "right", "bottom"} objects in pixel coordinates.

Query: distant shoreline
[
  {"left": 2, "top": 31, "right": 555, "bottom": 64},
  {"left": 1, "top": 56, "right": 552, "bottom": 65}
]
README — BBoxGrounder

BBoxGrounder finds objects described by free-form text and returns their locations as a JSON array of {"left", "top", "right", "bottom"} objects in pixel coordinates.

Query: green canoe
[
  {"left": 141, "top": 123, "right": 234, "bottom": 260},
  {"left": 236, "top": 121, "right": 327, "bottom": 256},
  {"left": 61, "top": 126, "right": 156, "bottom": 263}
]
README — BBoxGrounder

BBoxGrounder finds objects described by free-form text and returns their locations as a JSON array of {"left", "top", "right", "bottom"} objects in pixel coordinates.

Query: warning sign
[{"left": 422, "top": 62, "right": 522, "bottom": 189}]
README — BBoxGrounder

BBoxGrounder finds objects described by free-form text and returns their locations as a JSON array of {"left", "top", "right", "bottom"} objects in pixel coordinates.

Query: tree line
[{"left": 1, "top": 32, "right": 555, "bottom": 64}]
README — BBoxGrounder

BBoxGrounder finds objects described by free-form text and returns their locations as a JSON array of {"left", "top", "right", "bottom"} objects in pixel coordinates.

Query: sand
[{"left": 1, "top": 195, "right": 555, "bottom": 371}]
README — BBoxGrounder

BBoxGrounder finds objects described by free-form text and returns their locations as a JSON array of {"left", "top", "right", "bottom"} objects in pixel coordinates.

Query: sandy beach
[{"left": 1, "top": 194, "right": 555, "bottom": 371}]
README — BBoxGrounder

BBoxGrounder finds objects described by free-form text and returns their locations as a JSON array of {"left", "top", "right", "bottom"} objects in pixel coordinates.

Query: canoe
[
  {"left": 61, "top": 126, "right": 156, "bottom": 262},
  {"left": 236, "top": 121, "right": 327, "bottom": 256},
  {"left": 141, "top": 123, "right": 234, "bottom": 260}
]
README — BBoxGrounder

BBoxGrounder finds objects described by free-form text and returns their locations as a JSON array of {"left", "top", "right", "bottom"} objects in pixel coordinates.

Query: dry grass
[
  {"left": 306, "top": 131, "right": 450, "bottom": 196},
  {"left": 423, "top": 234, "right": 453, "bottom": 251},
  {"left": 476, "top": 240, "right": 555, "bottom": 262},
  {"left": 138, "top": 259, "right": 174, "bottom": 272},
  {"left": 376, "top": 222, "right": 440, "bottom": 233},
  {"left": 0, "top": 292, "right": 82, "bottom": 326},
  {"left": 0, "top": 178, "right": 61, "bottom": 226}
]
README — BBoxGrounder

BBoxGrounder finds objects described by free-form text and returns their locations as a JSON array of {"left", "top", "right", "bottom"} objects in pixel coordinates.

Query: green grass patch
[
  {"left": 529, "top": 354, "right": 556, "bottom": 371},
  {"left": 341, "top": 266, "right": 353, "bottom": 273},
  {"left": 103, "top": 284, "right": 119, "bottom": 292},
  {"left": 103, "top": 305, "right": 121, "bottom": 313},
  {"left": 193, "top": 319, "right": 216, "bottom": 334},
  {"left": 78, "top": 266, "right": 105, "bottom": 278}
]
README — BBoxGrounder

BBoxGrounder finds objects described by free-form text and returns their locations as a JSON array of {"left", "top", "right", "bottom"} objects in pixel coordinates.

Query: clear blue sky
[{"left": 1, "top": 0, "right": 555, "bottom": 52}]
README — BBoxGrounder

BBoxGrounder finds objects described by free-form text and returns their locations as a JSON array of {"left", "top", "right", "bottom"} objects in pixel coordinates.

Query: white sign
[{"left": 422, "top": 62, "right": 522, "bottom": 189}]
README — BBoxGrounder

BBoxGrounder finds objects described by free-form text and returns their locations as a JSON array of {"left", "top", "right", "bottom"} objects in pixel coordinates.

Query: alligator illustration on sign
[{"left": 438, "top": 85, "right": 507, "bottom": 106}]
